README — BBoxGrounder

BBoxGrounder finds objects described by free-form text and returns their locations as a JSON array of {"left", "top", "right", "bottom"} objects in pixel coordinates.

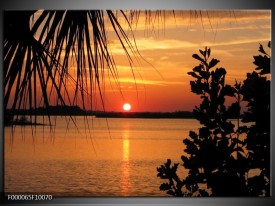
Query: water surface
[{"left": 5, "top": 117, "right": 201, "bottom": 196}]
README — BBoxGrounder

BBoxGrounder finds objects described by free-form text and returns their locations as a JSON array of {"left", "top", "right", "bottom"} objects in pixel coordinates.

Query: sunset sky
[
  {"left": 8, "top": 10, "right": 271, "bottom": 113},
  {"left": 92, "top": 10, "right": 271, "bottom": 112}
]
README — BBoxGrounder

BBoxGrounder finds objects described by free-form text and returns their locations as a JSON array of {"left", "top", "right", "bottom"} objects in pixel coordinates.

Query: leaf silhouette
[
  {"left": 207, "top": 48, "right": 211, "bottom": 58},
  {"left": 187, "top": 72, "right": 201, "bottom": 79},
  {"left": 258, "top": 43, "right": 267, "bottom": 55},
  {"left": 160, "top": 183, "right": 171, "bottom": 191},
  {"left": 192, "top": 53, "right": 205, "bottom": 63},
  {"left": 253, "top": 55, "right": 270, "bottom": 75},
  {"left": 208, "top": 58, "right": 220, "bottom": 69}
]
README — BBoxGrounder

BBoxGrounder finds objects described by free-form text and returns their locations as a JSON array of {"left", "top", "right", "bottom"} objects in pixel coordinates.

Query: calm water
[{"left": 5, "top": 117, "right": 201, "bottom": 196}]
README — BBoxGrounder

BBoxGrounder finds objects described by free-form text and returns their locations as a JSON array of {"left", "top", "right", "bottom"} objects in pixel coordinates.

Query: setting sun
[{"left": 123, "top": 103, "right": 131, "bottom": 111}]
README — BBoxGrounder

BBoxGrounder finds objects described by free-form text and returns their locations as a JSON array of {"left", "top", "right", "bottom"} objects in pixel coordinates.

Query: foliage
[
  {"left": 240, "top": 42, "right": 271, "bottom": 196},
  {"left": 157, "top": 42, "right": 270, "bottom": 196}
]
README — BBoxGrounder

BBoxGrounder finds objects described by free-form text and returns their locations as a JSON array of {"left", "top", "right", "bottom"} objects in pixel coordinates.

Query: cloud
[
  {"left": 160, "top": 56, "right": 169, "bottom": 61},
  {"left": 110, "top": 77, "right": 184, "bottom": 86},
  {"left": 205, "top": 37, "right": 271, "bottom": 48},
  {"left": 109, "top": 38, "right": 198, "bottom": 54},
  {"left": 205, "top": 25, "right": 270, "bottom": 32},
  {"left": 109, "top": 36, "right": 270, "bottom": 55},
  {"left": 110, "top": 10, "right": 270, "bottom": 31}
]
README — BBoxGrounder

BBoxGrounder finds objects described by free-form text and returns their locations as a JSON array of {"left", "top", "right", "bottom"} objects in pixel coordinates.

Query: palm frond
[{"left": 4, "top": 10, "right": 140, "bottom": 122}]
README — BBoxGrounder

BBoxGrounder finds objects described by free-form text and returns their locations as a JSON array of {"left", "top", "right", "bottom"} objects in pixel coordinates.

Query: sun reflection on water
[
  {"left": 123, "top": 139, "right": 129, "bottom": 161},
  {"left": 121, "top": 129, "right": 130, "bottom": 195}
]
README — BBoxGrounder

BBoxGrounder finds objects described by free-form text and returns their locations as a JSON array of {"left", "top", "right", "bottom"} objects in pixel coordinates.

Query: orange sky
[
  {"left": 88, "top": 10, "right": 271, "bottom": 112},
  {"left": 8, "top": 10, "right": 271, "bottom": 113}
]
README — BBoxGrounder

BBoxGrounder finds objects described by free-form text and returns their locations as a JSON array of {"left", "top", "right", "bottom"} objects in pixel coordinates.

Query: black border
[{"left": 0, "top": 0, "right": 274, "bottom": 205}]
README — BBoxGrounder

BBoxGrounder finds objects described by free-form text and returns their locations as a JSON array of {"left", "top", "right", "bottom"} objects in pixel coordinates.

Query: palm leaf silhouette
[{"left": 4, "top": 10, "right": 140, "bottom": 123}]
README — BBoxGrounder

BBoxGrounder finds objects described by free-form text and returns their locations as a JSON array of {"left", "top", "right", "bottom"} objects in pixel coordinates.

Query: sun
[{"left": 123, "top": 103, "right": 131, "bottom": 111}]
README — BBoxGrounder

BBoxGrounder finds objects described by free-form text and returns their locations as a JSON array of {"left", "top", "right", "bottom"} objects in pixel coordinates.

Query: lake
[{"left": 5, "top": 117, "right": 207, "bottom": 196}]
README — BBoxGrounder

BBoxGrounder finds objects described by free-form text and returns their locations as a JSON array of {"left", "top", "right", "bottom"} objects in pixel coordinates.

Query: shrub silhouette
[
  {"left": 157, "top": 42, "right": 270, "bottom": 196},
  {"left": 240, "top": 42, "right": 270, "bottom": 196}
]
